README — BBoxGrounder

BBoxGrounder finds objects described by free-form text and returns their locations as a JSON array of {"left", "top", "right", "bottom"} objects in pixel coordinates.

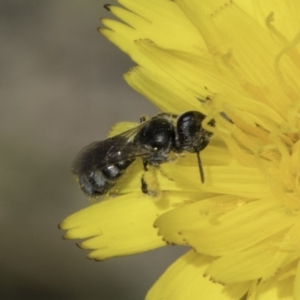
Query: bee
[{"left": 71, "top": 111, "right": 215, "bottom": 197}]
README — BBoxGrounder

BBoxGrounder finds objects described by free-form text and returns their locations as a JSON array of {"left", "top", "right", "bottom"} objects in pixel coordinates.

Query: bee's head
[{"left": 176, "top": 111, "right": 215, "bottom": 153}]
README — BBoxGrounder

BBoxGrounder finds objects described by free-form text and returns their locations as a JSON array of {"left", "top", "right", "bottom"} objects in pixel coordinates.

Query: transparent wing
[
  {"left": 72, "top": 112, "right": 177, "bottom": 174},
  {"left": 72, "top": 123, "right": 153, "bottom": 174}
]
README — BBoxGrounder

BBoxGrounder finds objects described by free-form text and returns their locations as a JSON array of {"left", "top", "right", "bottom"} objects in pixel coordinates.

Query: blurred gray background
[{"left": 0, "top": 1, "right": 187, "bottom": 299}]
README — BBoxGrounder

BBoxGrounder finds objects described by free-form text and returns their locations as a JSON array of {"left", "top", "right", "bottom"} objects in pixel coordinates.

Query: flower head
[{"left": 60, "top": 0, "right": 300, "bottom": 299}]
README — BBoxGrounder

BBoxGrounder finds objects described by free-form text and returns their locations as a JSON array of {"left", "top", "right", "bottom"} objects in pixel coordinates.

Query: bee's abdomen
[{"left": 78, "top": 158, "right": 135, "bottom": 196}]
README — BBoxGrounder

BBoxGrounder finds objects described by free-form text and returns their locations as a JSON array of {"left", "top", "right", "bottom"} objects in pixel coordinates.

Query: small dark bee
[{"left": 71, "top": 111, "right": 215, "bottom": 197}]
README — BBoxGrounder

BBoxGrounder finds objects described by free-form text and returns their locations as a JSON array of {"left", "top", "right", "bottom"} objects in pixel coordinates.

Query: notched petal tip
[
  {"left": 98, "top": 25, "right": 112, "bottom": 36},
  {"left": 76, "top": 242, "right": 84, "bottom": 249},
  {"left": 169, "top": 242, "right": 177, "bottom": 246},
  {"left": 209, "top": 276, "right": 226, "bottom": 285},
  {"left": 57, "top": 222, "right": 63, "bottom": 230},
  {"left": 76, "top": 242, "right": 94, "bottom": 251},
  {"left": 163, "top": 238, "right": 172, "bottom": 245},
  {"left": 87, "top": 254, "right": 103, "bottom": 262},
  {"left": 104, "top": 4, "right": 111, "bottom": 11},
  {"left": 62, "top": 233, "right": 73, "bottom": 240},
  {"left": 59, "top": 220, "right": 74, "bottom": 232},
  {"left": 124, "top": 66, "right": 138, "bottom": 75}
]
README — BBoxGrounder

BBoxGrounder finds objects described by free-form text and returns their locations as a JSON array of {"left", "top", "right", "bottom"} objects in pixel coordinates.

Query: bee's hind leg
[
  {"left": 141, "top": 175, "right": 150, "bottom": 194},
  {"left": 140, "top": 163, "right": 161, "bottom": 198}
]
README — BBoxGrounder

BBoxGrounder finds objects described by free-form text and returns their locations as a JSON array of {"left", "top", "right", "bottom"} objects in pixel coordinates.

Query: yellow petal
[
  {"left": 174, "top": 139, "right": 232, "bottom": 167},
  {"left": 60, "top": 190, "right": 200, "bottom": 260},
  {"left": 252, "top": 266, "right": 294, "bottom": 300},
  {"left": 294, "top": 259, "right": 300, "bottom": 300},
  {"left": 161, "top": 163, "right": 271, "bottom": 198},
  {"left": 60, "top": 193, "right": 166, "bottom": 260},
  {"left": 246, "top": 0, "right": 300, "bottom": 40},
  {"left": 114, "top": 0, "right": 205, "bottom": 53},
  {"left": 134, "top": 39, "right": 242, "bottom": 98},
  {"left": 182, "top": 199, "right": 297, "bottom": 256},
  {"left": 146, "top": 250, "right": 250, "bottom": 300},
  {"left": 124, "top": 66, "right": 202, "bottom": 113},
  {"left": 206, "top": 232, "right": 300, "bottom": 283},
  {"left": 155, "top": 195, "right": 237, "bottom": 246},
  {"left": 100, "top": 0, "right": 205, "bottom": 76},
  {"left": 177, "top": 0, "right": 291, "bottom": 114}
]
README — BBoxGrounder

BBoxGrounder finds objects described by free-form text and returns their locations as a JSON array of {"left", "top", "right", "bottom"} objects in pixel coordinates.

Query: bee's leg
[
  {"left": 139, "top": 115, "right": 149, "bottom": 123},
  {"left": 141, "top": 175, "right": 149, "bottom": 194},
  {"left": 143, "top": 160, "right": 149, "bottom": 171},
  {"left": 140, "top": 164, "right": 161, "bottom": 198},
  {"left": 141, "top": 160, "right": 149, "bottom": 194}
]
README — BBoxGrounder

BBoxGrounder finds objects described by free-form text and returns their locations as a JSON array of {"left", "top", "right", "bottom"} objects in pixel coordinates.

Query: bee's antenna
[{"left": 196, "top": 151, "right": 205, "bottom": 183}]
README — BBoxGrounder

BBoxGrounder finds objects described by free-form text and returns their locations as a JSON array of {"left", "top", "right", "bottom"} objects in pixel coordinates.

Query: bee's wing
[{"left": 72, "top": 124, "right": 153, "bottom": 173}]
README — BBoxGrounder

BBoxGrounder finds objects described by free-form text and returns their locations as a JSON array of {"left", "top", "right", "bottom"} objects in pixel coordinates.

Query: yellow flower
[{"left": 60, "top": 0, "right": 300, "bottom": 299}]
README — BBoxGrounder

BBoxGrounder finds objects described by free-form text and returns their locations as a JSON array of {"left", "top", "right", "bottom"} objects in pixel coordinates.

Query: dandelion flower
[{"left": 60, "top": 0, "right": 300, "bottom": 299}]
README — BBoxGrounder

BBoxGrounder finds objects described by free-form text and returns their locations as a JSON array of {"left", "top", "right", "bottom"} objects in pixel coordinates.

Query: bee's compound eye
[
  {"left": 176, "top": 111, "right": 214, "bottom": 152},
  {"left": 176, "top": 112, "right": 203, "bottom": 148}
]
